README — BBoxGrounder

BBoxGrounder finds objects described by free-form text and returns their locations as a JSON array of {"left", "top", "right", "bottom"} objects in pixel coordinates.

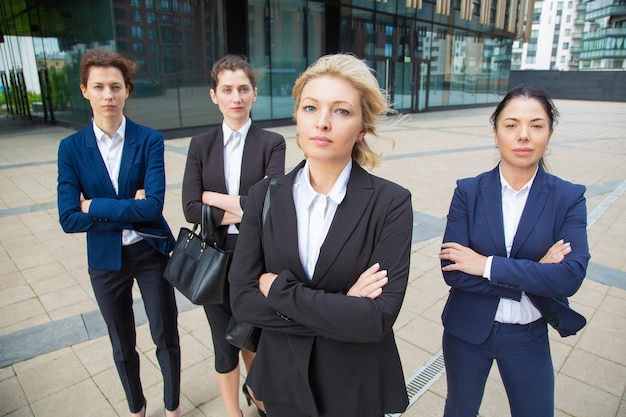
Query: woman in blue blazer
[
  {"left": 438, "top": 86, "right": 590, "bottom": 417},
  {"left": 229, "top": 54, "right": 412, "bottom": 417},
  {"left": 57, "top": 50, "right": 180, "bottom": 417},
  {"left": 181, "top": 55, "right": 285, "bottom": 417}
]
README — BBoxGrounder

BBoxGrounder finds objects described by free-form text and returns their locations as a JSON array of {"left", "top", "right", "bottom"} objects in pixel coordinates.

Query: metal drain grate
[{"left": 385, "top": 350, "right": 446, "bottom": 417}]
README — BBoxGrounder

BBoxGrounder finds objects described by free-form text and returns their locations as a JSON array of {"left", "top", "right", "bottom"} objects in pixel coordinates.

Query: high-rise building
[
  {"left": 511, "top": 0, "right": 584, "bottom": 70},
  {"left": 0, "top": 0, "right": 534, "bottom": 136},
  {"left": 579, "top": 0, "right": 626, "bottom": 70}
]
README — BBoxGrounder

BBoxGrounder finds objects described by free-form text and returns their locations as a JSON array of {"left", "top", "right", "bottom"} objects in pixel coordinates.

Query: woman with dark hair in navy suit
[
  {"left": 181, "top": 54, "right": 285, "bottom": 417},
  {"left": 229, "top": 54, "right": 412, "bottom": 417},
  {"left": 438, "top": 86, "right": 590, "bottom": 417},
  {"left": 57, "top": 50, "right": 180, "bottom": 417}
]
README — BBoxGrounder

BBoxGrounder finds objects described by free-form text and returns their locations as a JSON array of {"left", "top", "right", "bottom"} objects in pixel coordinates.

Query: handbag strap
[
  {"left": 262, "top": 178, "right": 278, "bottom": 226},
  {"left": 201, "top": 204, "right": 218, "bottom": 247}
]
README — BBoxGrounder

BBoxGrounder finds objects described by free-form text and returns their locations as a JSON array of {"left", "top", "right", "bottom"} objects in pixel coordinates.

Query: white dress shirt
[
  {"left": 93, "top": 117, "right": 142, "bottom": 246},
  {"left": 293, "top": 160, "right": 351, "bottom": 280},
  {"left": 222, "top": 119, "right": 251, "bottom": 234},
  {"left": 483, "top": 166, "right": 542, "bottom": 324}
]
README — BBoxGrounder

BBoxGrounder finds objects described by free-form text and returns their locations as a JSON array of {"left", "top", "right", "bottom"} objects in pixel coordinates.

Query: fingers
[
  {"left": 135, "top": 189, "right": 146, "bottom": 200},
  {"left": 348, "top": 263, "right": 388, "bottom": 299}
]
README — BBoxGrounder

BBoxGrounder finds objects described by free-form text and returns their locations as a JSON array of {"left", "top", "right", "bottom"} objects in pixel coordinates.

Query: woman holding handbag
[
  {"left": 229, "top": 54, "right": 412, "bottom": 417},
  {"left": 181, "top": 54, "right": 285, "bottom": 417}
]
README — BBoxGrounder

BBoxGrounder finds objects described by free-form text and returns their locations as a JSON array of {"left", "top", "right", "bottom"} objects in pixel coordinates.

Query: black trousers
[{"left": 89, "top": 240, "right": 180, "bottom": 413}]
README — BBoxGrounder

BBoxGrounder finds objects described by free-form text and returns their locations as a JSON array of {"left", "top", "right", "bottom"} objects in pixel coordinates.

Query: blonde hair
[{"left": 292, "top": 54, "right": 392, "bottom": 170}]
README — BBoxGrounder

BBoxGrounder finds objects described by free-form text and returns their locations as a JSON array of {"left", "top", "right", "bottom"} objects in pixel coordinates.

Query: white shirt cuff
[{"left": 483, "top": 256, "right": 493, "bottom": 280}]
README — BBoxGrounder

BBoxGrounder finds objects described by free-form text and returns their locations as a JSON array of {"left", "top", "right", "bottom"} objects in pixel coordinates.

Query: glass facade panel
[{"left": 1, "top": 0, "right": 517, "bottom": 136}]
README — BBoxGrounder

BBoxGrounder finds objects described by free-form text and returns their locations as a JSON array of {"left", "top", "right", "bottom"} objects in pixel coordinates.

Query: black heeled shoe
[{"left": 242, "top": 384, "right": 266, "bottom": 417}]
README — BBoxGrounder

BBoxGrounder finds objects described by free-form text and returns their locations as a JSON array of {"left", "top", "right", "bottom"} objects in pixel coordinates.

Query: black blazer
[
  {"left": 230, "top": 161, "right": 412, "bottom": 417},
  {"left": 181, "top": 123, "right": 285, "bottom": 244}
]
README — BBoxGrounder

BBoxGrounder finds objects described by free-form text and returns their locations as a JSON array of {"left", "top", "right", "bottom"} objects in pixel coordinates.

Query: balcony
[
  {"left": 582, "top": 27, "right": 626, "bottom": 40},
  {"left": 585, "top": 4, "right": 626, "bottom": 20},
  {"left": 579, "top": 49, "right": 626, "bottom": 60}
]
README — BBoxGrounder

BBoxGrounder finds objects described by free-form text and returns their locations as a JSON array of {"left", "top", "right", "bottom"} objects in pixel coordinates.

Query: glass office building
[{"left": 0, "top": 0, "right": 531, "bottom": 137}]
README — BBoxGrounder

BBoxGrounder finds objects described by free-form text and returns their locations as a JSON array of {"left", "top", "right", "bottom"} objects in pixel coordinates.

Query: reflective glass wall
[{"left": 1, "top": 0, "right": 515, "bottom": 136}]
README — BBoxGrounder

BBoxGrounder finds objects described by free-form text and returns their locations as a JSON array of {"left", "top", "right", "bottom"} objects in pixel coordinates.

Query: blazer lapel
[
  {"left": 118, "top": 119, "right": 138, "bottom": 198},
  {"left": 269, "top": 164, "right": 308, "bottom": 280},
  {"left": 84, "top": 126, "right": 117, "bottom": 198},
  {"left": 312, "top": 163, "right": 373, "bottom": 283},
  {"left": 481, "top": 167, "right": 507, "bottom": 257},
  {"left": 510, "top": 167, "right": 549, "bottom": 258}
]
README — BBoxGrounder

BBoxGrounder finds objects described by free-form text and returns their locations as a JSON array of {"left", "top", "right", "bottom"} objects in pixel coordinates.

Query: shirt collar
[
  {"left": 297, "top": 159, "right": 352, "bottom": 206},
  {"left": 93, "top": 116, "right": 126, "bottom": 143},
  {"left": 222, "top": 119, "right": 252, "bottom": 145},
  {"left": 498, "top": 164, "right": 537, "bottom": 195}
]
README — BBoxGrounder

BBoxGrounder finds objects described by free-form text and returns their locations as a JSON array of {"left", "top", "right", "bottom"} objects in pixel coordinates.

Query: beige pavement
[{"left": 1, "top": 99, "right": 625, "bottom": 417}]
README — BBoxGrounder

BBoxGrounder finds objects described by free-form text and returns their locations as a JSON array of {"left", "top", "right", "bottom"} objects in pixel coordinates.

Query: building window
[
  {"left": 563, "top": 42, "right": 569, "bottom": 49},
  {"left": 132, "top": 43, "right": 145, "bottom": 55},
  {"left": 567, "top": 1, "right": 573, "bottom": 8},
  {"left": 133, "top": 11, "right": 142, "bottom": 23},
  {"left": 565, "top": 28, "right": 571, "bottom": 36},
  {"left": 526, "top": 56, "right": 536, "bottom": 64},
  {"left": 130, "top": 0, "right": 140, "bottom": 6},
  {"left": 147, "top": 12, "right": 156, "bottom": 23},
  {"left": 560, "top": 56, "right": 565, "bottom": 63},
  {"left": 131, "top": 26, "right": 143, "bottom": 39},
  {"left": 566, "top": 15, "right": 571, "bottom": 22}
]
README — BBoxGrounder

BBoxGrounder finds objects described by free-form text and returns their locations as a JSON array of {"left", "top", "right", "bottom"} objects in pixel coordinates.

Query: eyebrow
[{"left": 502, "top": 117, "right": 546, "bottom": 122}]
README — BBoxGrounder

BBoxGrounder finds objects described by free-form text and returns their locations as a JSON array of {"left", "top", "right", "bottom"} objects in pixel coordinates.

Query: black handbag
[
  {"left": 163, "top": 205, "right": 232, "bottom": 305},
  {"left": 225, "top": 178, "right": 276, "bottom": 352}
]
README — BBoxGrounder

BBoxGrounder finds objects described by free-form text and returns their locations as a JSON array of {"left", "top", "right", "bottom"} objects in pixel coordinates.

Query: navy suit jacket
[
  {"left": 229, "top": 161, "right": 412, "bottom": 416},
  {"left": 181, "top": 123, "right": 285, "bottom": 245},
  {"left": 441, "top": 165, "right": 590, "bottom": 343},
  {"left": 57, "top": 118, "right": 175, "bottom": 271}
]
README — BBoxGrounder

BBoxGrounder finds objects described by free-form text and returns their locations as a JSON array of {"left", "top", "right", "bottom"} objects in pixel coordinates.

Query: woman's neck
[
  {"left": 307, "top": 159, "right": 350, "bottom": 195},
  {"left": 94, "top": 114, "right": 123, "bottom": 138},
  {"left": 500, "top": 163, "right": 538, "bottom": 191}
]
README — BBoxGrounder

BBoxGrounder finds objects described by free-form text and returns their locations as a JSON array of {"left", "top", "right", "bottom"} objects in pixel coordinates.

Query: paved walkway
[{"left": 1, "top": 100, "right": 625, "bottom": 417}]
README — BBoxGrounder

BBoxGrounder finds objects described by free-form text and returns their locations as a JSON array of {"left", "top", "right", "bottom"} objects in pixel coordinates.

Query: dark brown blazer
[
  {"left": 181, "top": 123, "right": 285, "bottom": 244},
  {"left": 229, "top": 160, "right": 412, "bottom": 417}
]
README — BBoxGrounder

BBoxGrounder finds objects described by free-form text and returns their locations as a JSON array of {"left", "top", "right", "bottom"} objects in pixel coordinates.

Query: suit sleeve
[
  {"left": 231, "top": 181, "right": 414, "bottom": 343},
  {"left": 441, "top": 182, "right": 522, "bottom": 300},
  {"left": 490, "top": 185, "right": 589, "bottom": 297},
  {"left": 86, "top": 131, "right": 167, "bottom": 223},
  {"left": 269, "top": 187, "right": 413, "bottom": 343},
  {"left": 57, "top": 138, "right": 130, "bottom": 233},
  {"left": 239, "top": 133, "right": 286, "bottom": 211}
]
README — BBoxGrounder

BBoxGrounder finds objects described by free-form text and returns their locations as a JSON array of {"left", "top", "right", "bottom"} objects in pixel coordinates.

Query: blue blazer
[
  {"left": 57, "top": 118, "right": 175, "bottom": 271},
  {"left": 441, "top": 165, "right": 590, "bottom": 343}
]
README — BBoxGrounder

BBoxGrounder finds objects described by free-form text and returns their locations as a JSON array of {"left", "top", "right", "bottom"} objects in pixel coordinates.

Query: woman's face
[
  {"left": 493, "top": 97, "right": 552, "bottom": 173},
  {"left": 80, "top": 66, "right": 129, "bottom": 123},
  {"left": 210, "top": 69, "right": 257, "bottom": 129},
  {"left": 296, "top": 75, "right": 366, "bottom": 167}
]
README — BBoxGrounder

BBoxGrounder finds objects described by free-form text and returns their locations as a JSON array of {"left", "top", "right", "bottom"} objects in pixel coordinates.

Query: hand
[
  {"left": 259, "top": 272, "right": 278, "bottom": 297},
  {"left": 135, "top": 189, "right": 146, "bottom": 199},
  {"left": 539, "top": 239, "right": 571, "bottom": 264},
  {"left": 347, "top": 263, "right": 388, "bottom": 299},
  {"left": 80, "top": 199, "right": 91, "bottom": 213},
  {"left": 439, "top": 242, "right": 488, "bottom": 276}
]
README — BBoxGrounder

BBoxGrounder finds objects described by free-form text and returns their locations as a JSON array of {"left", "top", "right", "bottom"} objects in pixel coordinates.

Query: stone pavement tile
[
  {"left": 401, "top": 391, "right": 446, "bottom": 417},
  {"left": 555, "top": 373, "right": 621, "bottom": 417},
  {"left": 560, "top": 349, "right": 626, "bottom": 398},
  {"left": 92, "top": 366, "right": 127, "bottom": 412},
  {"left": 600, "top": 293, "right": 626, "bottom": 318},
  {"left": 571, "top": 278, "right": 610, "bottom": 310},
  {"left": 73, "top": 336, "right": 115, "bottom": 376},
  {"left": 0, "top": 298, "right": 47, "bottom": 336},
  {"left": 395, "top": 337, "right": 435, "bottom": 378},
  {"left": 39, "top": 284, "right": 94, "bottom": 320},
  {"left": 179, "top": 332, "right": 212, "bottom": 369},
  {"left": 30, "top": 378, "right": 115, "bottom": 417},
  {"left": 20, "top": 261, "right": 76, "bottom": 295},
  {"left": 400, "top": 285, "right": 441, "bottom": 316},
  {"left": 395, "top": 314, "right": 443, "bottom": 356},
  {"left": 13, "top": 347, "right": 89, "bottom": 403},
  {"left": 585, "top": 309, "right": 626, "bottom": 341},
  {"left": 0, "top": 370, "right": 29, "bottom": 416},
  {"left": 550, "top": 338, "right": 575, "bottom": 373},
  {"left": 577, "top": 326, "right": 626, "bottom": 367},
  {"left": 0, "top": 284, "right": 34, "bottom": 309}
]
